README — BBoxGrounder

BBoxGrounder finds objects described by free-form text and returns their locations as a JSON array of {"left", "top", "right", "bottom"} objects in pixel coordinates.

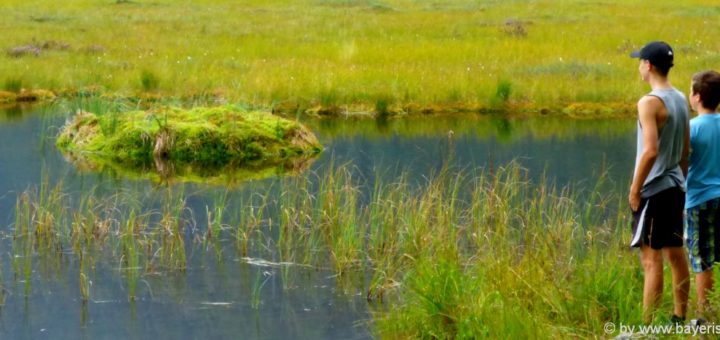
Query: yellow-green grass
[
  {"left": 12, "top": 162, "right": 720, "bottom": 336},
  {"left": 1, "top": 0, "right": 718, "bottom": 115},
  {"left": 56, "top": 105, "right": 322, "bottom": 183},
  {"left": 274, "top": 162, "right": 719, "bottom": 337}
]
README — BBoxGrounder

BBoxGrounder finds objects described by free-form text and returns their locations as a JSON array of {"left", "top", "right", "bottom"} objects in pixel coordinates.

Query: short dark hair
[
  {"left": 692, "top": 70, "right": 720, "bottom": 111},
  {"left": 652, "top": 62, "right": 671, "bottom": 77}
]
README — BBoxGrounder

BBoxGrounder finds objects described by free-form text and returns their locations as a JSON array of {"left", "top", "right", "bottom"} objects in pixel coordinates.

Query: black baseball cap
[{"left": 630, "top": 41, "right": 674, "bottom": 68}]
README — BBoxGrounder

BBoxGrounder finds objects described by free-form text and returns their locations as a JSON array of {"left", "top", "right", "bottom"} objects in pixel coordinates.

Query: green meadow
[
  {"left": 2, "top": 0, "right": 720, "bottom": 114},
  {"left": 4, "top": 0, "right": 720, "bottom": 338}
]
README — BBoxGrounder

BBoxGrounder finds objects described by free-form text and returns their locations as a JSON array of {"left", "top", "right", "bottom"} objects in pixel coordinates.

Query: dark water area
[{"left": 0, "top": 105, "right": 636, "bottom": 339}]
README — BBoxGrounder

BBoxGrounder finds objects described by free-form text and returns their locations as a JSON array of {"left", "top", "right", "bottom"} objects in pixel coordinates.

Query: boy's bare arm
[
  {"left": 629, "top": 96, "right": 663, "bottom": 211},
  {"left": 680, "top": 122, "right": 690, "bottom": 177}
]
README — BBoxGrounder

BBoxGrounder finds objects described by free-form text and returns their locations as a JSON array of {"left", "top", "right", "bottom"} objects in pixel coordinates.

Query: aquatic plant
[
  {"left": 78, "top": 251, "right": 90, "bottom": 302},
  {"left": 10, "top": 180, "right": 197, "bottom": 301},
  {"left": 11, "top": 160, "right": 717, "bottom": 337},
  {"left": 224, "top": 160, "right": 657, "bottom": 337}
]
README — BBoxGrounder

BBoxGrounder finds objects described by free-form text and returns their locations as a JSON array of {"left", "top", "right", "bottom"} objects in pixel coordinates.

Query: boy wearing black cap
[{"left": 629, "top": 41, "right": 691, "bottom": 324}]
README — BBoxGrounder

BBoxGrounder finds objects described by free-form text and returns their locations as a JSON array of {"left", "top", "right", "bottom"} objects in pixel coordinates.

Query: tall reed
[{"left": 11, "top": 160, "right": 703, "bottom": 337}]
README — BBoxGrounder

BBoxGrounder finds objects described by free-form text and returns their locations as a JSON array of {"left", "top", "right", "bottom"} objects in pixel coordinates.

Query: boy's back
[
  {"left": 687, "top": 114, "right": 720, "bottom": 209},
  {"left": 634, "top": 87, "right": 688, "bottom": 198}
]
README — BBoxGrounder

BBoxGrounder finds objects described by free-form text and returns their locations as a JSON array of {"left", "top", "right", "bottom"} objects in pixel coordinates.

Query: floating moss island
[{"left": 56, "top": 105, "right": 323, "bottom": 183}]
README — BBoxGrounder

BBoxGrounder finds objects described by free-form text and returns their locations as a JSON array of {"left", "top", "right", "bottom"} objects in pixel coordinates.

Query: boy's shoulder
[
  {"left": 690, "top": 114, "right": 720, "bottom": 130},
  {"left": 691, "top": 113, "right": 718, "bottom": 121},
  {"left": 637, "top": 95, "right": 665, "bottom": 119},
  {"left": 637, "top": 94, "right": 664, "bottom": 108}
]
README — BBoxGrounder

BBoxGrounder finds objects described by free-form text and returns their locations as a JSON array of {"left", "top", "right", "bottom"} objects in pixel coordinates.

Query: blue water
[{"left": 0, "top": 105, "right": 636, "bottom": 339}]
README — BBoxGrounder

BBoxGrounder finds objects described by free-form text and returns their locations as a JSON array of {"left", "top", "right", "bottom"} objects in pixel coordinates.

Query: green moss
[{"left": 57, "top": 105, "right": 322, "bottom": 183}]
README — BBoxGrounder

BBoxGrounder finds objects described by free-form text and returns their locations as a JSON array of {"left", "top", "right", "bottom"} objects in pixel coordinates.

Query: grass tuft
[
  {"left": 4, "top": 78, "right": 23, "bottom": 92},
  {"left": 140, "top": 69, "right": 160, "bottom": 92},
  {"left": 491, "top": 79, "right": 512, "bottom": 107}
]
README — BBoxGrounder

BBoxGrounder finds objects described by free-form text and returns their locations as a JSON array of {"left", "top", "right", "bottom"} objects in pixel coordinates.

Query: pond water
[{"left": 0, "top": 105, "right": 636, "bottom": 339}]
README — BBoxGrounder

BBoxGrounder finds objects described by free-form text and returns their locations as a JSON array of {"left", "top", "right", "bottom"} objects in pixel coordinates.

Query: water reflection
[
  {"left": 60, "top": 151, "right": 319, "bottom": 187},
  {"left": 0, "top": 249, "right": 370, "bottom": 339},
  {"left": 0, "top": 104, "right": 33, "bottom": 121},
  {"left": 0, "top": 106, "right": 636, "bottom": 339}
]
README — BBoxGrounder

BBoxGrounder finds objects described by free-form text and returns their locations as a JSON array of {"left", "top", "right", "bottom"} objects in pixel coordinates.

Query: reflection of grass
[
  {"left": 63, "top": 153, "right": 319, "bottom": 187},
  {"left": 307, "top": 114, "right": 635, "bottom": 140},
  {"left": 0, "top": 0, "right": 713, "bottom": 112}
]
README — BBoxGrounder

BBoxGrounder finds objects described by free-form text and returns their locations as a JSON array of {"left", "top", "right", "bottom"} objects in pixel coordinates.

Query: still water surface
[{"left": 0, "top": 106, "right": 635, "bottom": 339}]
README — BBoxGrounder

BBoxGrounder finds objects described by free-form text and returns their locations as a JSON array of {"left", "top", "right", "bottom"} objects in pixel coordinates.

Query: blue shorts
[{"left": 686, "top": 197, "right": 720, "bottom": 273}]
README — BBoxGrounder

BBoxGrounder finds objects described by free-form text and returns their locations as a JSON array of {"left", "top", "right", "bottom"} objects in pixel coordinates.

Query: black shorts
[{"left": 630, "top": 186, "right": 685, "bottom": 249}]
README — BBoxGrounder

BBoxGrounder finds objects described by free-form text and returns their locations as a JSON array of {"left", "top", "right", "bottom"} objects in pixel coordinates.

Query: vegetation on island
[{"left": 56, "top": 105, "right": 322, "bottom": 183}]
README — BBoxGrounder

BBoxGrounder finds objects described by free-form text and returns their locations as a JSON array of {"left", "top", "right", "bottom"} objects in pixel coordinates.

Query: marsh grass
[
  {"left": 157, "top": 189, "right": 188, "bottom": 271},
  {"left": 11, "top": 181, "right": 196, "bottom": 301},
  {"left": 205, "top": 190, "right": 228, "bottom": 243},
  {"left": 140, "top": 70, "right": 160, "bottom": 93},
  {"left": 374, "top": 95, "right": 395, "bottom": 119},
  {"left": 244, "top": 160, "right": 697, "bottom": 337},
  {"left": 78, "top": 251, "right": 90, "bottom": 303},
  {"left": 1, "top": 0, "right": 714, "bottom": 112},
  {"left": 56, "top": 105, "right": 323, "bottom": 174},
  {"left": 491, "top": 79, "right": 513, "bottom": 108},
  {"left": 363, "top": 163, "right": 643, "bottom": 338},
  {"left": 12, "top": 192, "right": 34, "bottom": 297},
  {"left": 12, "top": 159, "right": 717, "bottom": 337},
  {"left": 4, "top": 78, "right": 23, "bottom": 93},
  {"left": 251, "top": 269, "right": 271, "bottom": 310},
  {"left": 234, "top": 191, "right": 270, "bottom": 258}
]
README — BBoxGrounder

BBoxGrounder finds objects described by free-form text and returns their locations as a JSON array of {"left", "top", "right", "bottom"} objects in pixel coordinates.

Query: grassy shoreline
[
  {"left": 10, "top": 162, "right": 718, "bottom": 338},
  {"left": 2, "top": 0, "right": 718, "bottom": 116},
  {"left": 2, "top": 90, "right": 638, "bottom": 119}
]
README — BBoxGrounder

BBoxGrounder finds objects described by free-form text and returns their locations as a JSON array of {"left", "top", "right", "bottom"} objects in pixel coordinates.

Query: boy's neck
[
  {"left": 648, "top": 74, "right": 672, "bottom": 90},
  {"left": 697, "top": 107, "right": 716, "bottom": 115}
]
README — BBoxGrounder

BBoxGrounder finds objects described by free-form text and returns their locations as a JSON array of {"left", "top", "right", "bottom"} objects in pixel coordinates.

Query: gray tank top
[{"left": 634, "top": 87, "right": 689, "bottom": 197}]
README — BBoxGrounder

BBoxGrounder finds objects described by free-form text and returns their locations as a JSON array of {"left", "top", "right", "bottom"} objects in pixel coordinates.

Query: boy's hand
[{"left": 629, "top": 190, "right": 641, "bottom": 212}]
